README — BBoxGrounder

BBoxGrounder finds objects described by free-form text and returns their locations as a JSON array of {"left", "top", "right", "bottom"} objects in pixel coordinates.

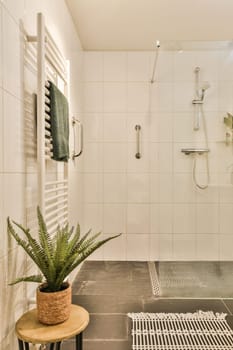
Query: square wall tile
[
  {"left": 219, "top": 204, "right": 233, "bottom": 234},
  {"left": 2, "top": 8, "right": 21, "bottom": 98},
  {"left": 83, "top": 83, "right": 103, "bottom": 112},
  {"left": 150, "top": 83, "right": 173, "bottom": 112},
  {"left": 127, "top": 204, "right": 150, "bottom": 234},
  {"left": 196, "top": 234, "right": 219, "bottom": 260},
  {"left": 83, "top": 113, "right": 103, "bottom": 142},
  {"left": 83, "top": 143, "right": 103, "bottom": 173},
  {"left": 127, "top": 173, "right": 149, "bottom": 203},
  {"left": 173, "top": 82, "right": 193, "bottom": 112},
  {"left": 159, "top": 143, "right": 173, "bottom": 172},
  {"left": 127, "top": 114, "right": 150, "bottom": 142},
  {"left": 195, "top": 174, "right": 219, "bottom": 203},
  {"left": 103, "top": 82, "right": 127, "bottom": 112},
  {"left": 103, "top": 204, "right": 126, "bottom": 234},
  {"left": 173, "top": 114, "right": 195, "bottom": 143},
  {"left": 149, "top": 234, "right": 160, "bottom": 261},
  {"left": 127, "top": 142, "right": 150, "bottom": 173},
  {"left": 159, "top": 234, "right": 173, "bottom": 260},
  {"left": 150, "top": 204, "right": 159, "bottom": 233},
  {"left": 103, "top": 143, "right": 127, "bottom": 173},
  {"left": 173, "top": 234, "right": 196, "bottom": 260},
  {"left": 219, "top": 180, "right": 233, "bottom": 203},
  {"left": 103, "top": 233, "right": 126, "bottom": 260},
  {"left": 127, "top": 82, "right": 149, "bottom": 112},
  {"left": 173, "top": 204, "right": 196, "bottom": 234},
  {"left": 174, "top": 51, "right": 196, "bottom": 82},
  {"left": 127, "top": 52, "right": 150, "bottom": 82},
  {"left": 3, "top": 92, "right": 24, "bottom": 173},
  {"left": 83, "top": 174, "right": 103, "bottom": 203},
  {"left": 150, "top": 113, "right": 173, "bottom": 142},
  {"left": 83, "top": 204, "right": 103, "bottom": 234},
  {"left": 3, "top": 173, "right": 25, "bottom": 224},
  {"left": 126, "top": 234, "right": 149, "bottom": 261},
  {"left": 104, "top": 174, "right": 127, "bottom": 203},
  {"left": 219, "top": 235, "right": 233, "bottom": 260},
  {"left": 150, "top": 174, "right": 159, "bottom": 202},
  {"left": 173, "top": 174, "right": 196, "bottom": 203},
  {"left": 158, "top": 204, "right": 173, "bottom": 234},
  {"left": 218, "top": 51, "right": 233, "bottom": 82},
  {"left": 196, "top": 204, "right": 219, "bottom": 234},
  {"left": 203, "top": 82, "right": 218, "bottom": 111},
  {"left": 158, "top": 174, "right": 173, "bottom": 203},
  {"left": 103, "top": 114, "right": 127, "bottom": 142},
  {"left": 150, "top": 51, "right": 174, "bottom": 83},
  {"left": 195, "top": 51, "right": 219, "bottom": 82},
  {"left": 104, "top": 52, "right": 127, "bottom": 81},
  {"left": 218, "top": 82, "right": 233, "bottom": 112},
  {"left": 150, "top": 143, "right": 159, "bottom": 173},
  {"left": 83, "top": 52, "right": 103, "bottom": 81}
]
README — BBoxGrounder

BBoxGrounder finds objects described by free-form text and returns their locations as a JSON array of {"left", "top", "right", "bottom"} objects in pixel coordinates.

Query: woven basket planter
[{"left": 36, "top": 282, "right": 71, "bottom": 325}]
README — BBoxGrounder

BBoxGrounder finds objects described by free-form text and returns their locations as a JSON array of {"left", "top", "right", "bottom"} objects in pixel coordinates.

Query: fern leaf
[
  {"left": 9, "top": 274, "right": 43, "bottom": 285},
  {"left": 36, "top": 207, "right": 56, "bottom": 282}
]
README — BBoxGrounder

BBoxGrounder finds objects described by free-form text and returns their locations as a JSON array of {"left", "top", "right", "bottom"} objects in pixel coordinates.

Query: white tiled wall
[
  {"left": 0, "top": 0, "right": 83, "bottom": 347},
  {"left": 82, "top": 49, "right": 233, "bottom": 261}
]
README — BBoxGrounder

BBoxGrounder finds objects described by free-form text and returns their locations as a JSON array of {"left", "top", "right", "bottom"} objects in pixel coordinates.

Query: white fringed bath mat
[{"left": 128, "top": 311, "right": 233, "bottom": 349}]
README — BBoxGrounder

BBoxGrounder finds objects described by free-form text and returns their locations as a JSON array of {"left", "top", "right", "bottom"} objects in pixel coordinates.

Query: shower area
[{"left": 81, "top": 40, "right": 233, "bottom": 297}]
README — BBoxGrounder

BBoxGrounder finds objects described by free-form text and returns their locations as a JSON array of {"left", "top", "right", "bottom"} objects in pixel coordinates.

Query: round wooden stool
[{"left": 15, "top": 304, "right": 89, "bottom": 350}]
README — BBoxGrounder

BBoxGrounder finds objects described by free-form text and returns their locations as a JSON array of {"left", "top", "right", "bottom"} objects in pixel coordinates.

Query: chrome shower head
[{"left": 200, "top": 81, "right": 210, "bottom": 100}]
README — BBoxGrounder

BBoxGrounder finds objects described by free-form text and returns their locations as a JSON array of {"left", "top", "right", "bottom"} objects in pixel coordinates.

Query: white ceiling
[{"left": 65, "top": 0, "right": 233, "bottom": 51}]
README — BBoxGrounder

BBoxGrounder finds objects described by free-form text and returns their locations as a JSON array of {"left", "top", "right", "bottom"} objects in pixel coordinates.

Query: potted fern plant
[{"left": 7, "top": 207, "right": 120, "bottom": 325}]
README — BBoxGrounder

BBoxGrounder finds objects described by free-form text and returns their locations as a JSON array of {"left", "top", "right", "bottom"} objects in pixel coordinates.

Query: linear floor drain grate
[
  {"left": 128, "top": 311, "right": 233, "bottom": 350},
  {"left": 147, "top": 261, "right": 160, "bottom": 296}
]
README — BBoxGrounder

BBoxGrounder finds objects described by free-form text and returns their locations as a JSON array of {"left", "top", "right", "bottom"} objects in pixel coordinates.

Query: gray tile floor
[
  {"left": 155, "top": 261, "right": 233, "bottom": 298},
  {"left": 64, "top": 261, "right": 233, "bottom": 350}
]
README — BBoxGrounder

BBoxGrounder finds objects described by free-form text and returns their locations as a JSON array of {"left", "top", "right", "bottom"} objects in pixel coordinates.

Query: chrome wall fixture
[
  {"left": 72, "top": 117, "right": 83, "bottom": 159},
  {"left": 180, "top": 67, "right": 210, "bottom": 190},
  {"left": 181, "top": 148, "right": 209, "bottom": 156},
  {"left": 135, "top": 125, "right": 141, "bottom": 159},
  {"left": 150, "top": 40, "right": 160, "bottom": 84}
]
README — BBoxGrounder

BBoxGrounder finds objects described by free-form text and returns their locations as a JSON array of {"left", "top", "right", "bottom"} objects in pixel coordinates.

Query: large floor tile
[
  {"left": 143, "top": 298, "right": 229, "bottom": 313},
  {"left": 72, "top": 295, "right": 143, "bottom": 313}
]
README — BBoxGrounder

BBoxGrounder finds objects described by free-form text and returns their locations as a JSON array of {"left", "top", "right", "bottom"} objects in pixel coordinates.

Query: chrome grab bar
[
  {"left": 72, "top": 117, "right": 83, "bottom": 159},
  {"left": 135, "top": 125, "right": 141, "bottom": 159}
]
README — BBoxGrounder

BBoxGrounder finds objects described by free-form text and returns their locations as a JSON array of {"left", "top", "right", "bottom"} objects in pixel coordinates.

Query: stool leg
[
  {"left": 55, "top": 342, "right": 61, "bottom": 350},
  {"left": 50, "top": 343, "right": 55, "bottom": 350},
  {"left": 76, "top": 333, "right": 82, "bottom": 350},
  {"left": 18, "top": 339, "right": 24, "bottom": 350},
  {"left": 24, "top": 343, "right": 30, "bottom": 350}
]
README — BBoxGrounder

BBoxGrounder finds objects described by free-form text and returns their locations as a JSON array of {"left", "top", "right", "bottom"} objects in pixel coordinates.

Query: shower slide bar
[
  {"left": 26, "top": 13, "right": 69, "bottom": 233},
  {"left": 181, "top": 148, "right": 209, "bottom": 155},
  {"left": 135, "top": 125, "right": 141, "bottom": 159},
  {"left": 72, "top": 117, "right": 83, "bottom": 159}
]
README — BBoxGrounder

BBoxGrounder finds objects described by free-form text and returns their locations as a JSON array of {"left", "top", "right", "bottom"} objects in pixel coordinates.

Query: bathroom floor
[{"left": 65, "top": 261, "right": 233, "bottom": 350}]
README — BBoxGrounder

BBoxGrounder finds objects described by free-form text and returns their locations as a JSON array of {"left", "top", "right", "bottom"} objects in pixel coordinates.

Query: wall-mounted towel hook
[{"left": 72, "top": 117, "right": 83, "bottom": 160}]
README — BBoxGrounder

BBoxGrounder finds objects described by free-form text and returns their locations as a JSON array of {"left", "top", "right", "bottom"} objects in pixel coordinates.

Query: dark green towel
[{"left": 48, "top": 81, "right": 69, "bottom": 162}]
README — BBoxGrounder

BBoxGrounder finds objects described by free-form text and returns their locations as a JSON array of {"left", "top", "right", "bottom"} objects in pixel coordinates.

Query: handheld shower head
[{"left": 200, "top": 81, "right": 210, "bottom": 100}]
